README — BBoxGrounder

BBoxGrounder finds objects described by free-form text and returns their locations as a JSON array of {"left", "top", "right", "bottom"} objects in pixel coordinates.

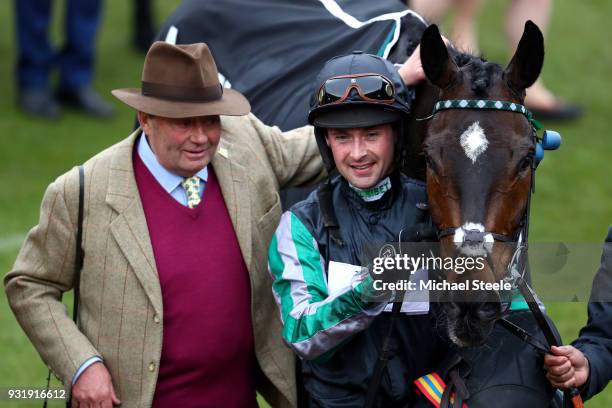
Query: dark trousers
[
  {"left": 133, "top": 0, "right": 153, "bottom": 38},
  {"left": 15, "top": 0, "right": 102, "bottom": 91}
]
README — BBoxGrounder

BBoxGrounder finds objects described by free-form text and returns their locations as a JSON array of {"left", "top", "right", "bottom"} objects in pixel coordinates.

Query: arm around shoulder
[{"left": 247, "top": 114, "right": 326, "bottom": 188}]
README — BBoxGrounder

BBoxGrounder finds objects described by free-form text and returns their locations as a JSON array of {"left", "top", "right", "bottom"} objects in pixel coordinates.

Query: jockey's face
[
  {"left": 138, "top": 112, "right": 222, "bottom": 177},
  {"left": 326, "top": 124, "right": 395, "bottom": 189}
]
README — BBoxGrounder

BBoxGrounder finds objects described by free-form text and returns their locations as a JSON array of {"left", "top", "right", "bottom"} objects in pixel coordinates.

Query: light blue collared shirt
[
  {"left": 72, "top": 356, "right": 103, "bottom": 385},
  {"left": 137, "top": 132, "right": 208, "bottom": 205}
]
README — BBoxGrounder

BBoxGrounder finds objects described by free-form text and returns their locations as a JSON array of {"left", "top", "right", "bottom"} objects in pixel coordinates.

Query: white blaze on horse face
[{"left": 460, "top": 121, "right": 489, "bottom": 163}]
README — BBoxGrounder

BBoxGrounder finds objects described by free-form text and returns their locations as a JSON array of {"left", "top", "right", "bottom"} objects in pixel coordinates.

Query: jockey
[{"left": 268, "top": 51, "right": 447, "bottom": 407}]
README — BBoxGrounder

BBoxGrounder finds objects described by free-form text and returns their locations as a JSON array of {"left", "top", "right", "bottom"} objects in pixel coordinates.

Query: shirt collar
[{"left": 137, "top": 132, "right": 208, "bottom": 194}]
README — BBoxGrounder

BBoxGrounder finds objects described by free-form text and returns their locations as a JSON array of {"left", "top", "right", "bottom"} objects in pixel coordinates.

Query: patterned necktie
[{"left": 181, "top": 176, "right": 201, "bottom": 208}]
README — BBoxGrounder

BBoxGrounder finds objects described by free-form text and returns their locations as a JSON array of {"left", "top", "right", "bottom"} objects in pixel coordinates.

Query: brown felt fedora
[{"left": 112, "top": 42, "right": 250, "bottom": 118}]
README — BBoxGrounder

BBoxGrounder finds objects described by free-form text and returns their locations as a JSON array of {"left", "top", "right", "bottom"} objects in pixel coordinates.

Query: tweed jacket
[{"left": 4, "top": 113, "right": 324, "bottom": 407}]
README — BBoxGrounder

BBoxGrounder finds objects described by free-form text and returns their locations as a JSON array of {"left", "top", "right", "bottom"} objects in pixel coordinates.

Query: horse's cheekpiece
[{"left": 424, "top": 99, "right": 563, "bottom": 166}]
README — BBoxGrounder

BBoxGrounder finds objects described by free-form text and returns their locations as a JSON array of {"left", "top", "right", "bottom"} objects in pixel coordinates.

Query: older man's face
[{"left": 139, "top": 113, "right": 222, "bottom": 177}]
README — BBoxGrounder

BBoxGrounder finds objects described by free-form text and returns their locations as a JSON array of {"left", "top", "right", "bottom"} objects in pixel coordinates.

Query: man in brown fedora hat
[
  {"left": 5, "top": 41, "right": 325, "bottom": 408},
  {"left": 5, "top": 40, "right": 430, "bottom": 407}
]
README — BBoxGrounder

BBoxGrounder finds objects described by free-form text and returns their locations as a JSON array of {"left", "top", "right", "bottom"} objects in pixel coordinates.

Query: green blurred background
[{"left": 0, "top": 0, "right": 610, "bottom": 406}]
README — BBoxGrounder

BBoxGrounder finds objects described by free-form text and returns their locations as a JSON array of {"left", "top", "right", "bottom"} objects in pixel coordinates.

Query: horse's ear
[
  {"left": 420, "top": 24, "right": 458, "bottom": 89},
  {"left": 504, "top": 20, "right": 544, "bottom": 92}
]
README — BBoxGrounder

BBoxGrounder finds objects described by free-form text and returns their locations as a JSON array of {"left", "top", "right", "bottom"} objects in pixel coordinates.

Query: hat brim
[
  {"left": 312, "top": 105, "right": 402, "bottom": 129},
  {"left": 111, "top": 87, "right": 251, "bottom": 118}
]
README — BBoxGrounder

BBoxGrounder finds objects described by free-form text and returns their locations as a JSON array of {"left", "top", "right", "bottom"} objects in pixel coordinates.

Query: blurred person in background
[
  {"left": 132, "top": 0, "right": 156, "bottom": 52},
  {"left": 408, "top": 0, "right": 582, "bottom": 120},
  {"left": 14, "top": 0, "right": 114, "bottom": 119}
]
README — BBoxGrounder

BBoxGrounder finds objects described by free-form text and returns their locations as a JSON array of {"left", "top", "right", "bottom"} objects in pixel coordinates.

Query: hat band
[{"left": 141, "top": 81, "right": 223, "bottom": 102}]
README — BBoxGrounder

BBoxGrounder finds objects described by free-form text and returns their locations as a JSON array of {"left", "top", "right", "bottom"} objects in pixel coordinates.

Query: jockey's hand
[
  {"left": 544, "top": 345, "right": 590, "bottom": 390},
  {"left": 72, "top": 362, "right": 121, "bottom": 408},
  {"left": 357, "top": 266, "right": 393, "bottom": 301},
  {"left": 398, "top": 36, "right": 451, "bottom": 86}
]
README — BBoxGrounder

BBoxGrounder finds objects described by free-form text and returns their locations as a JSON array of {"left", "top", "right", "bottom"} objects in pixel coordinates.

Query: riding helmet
[{"left": 308, "top": 51, "right": 413, "bottom": 172}]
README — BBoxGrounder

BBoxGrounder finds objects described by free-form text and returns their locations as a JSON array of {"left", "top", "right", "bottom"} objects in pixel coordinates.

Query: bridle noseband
[{"left": 437, "top": 227, "right": 516, "bottom": 243}]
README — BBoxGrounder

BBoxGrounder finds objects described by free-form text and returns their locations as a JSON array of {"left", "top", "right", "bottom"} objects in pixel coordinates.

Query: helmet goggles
[{"left": 316, "top": 73, "right": 396, "bottom": 106}]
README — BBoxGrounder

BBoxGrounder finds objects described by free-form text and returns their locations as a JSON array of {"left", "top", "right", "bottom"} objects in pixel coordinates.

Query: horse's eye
[{"left": 517, "top": 155, "right": 533, "bottom": 174}]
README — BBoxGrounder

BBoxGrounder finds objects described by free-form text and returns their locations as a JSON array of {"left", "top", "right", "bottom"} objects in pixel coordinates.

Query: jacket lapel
[
  {"left": 105, "top": 130, "right": 163, "bottom": 315},
  {"left": 212, "top": 141, "right": 252, "bottom": 269}
]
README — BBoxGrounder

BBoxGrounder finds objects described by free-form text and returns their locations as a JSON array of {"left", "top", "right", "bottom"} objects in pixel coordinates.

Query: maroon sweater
[{"left": 134, "top": 153, "right": 256, "bottom": 407}]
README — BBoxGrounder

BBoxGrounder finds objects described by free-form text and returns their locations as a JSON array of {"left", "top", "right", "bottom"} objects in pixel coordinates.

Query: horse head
[{"left": 419, "top": 21, "right": 544, "bottom": 347}]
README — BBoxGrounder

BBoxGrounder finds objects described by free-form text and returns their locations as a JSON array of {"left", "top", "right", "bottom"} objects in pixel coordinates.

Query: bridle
[
  {"left": 423, "top": 99, "right": 541, "bottom": 245},
  {"left": 427, "top": 99, "right": 538, "bottom": 306},
  {"left": 421, "top": 99, "right": 585, "bottom": 408}
]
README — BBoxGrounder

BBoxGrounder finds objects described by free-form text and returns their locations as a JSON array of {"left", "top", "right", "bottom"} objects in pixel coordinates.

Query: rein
[{"left": 424, "top": 99, "right": 584, "bottom": 408}]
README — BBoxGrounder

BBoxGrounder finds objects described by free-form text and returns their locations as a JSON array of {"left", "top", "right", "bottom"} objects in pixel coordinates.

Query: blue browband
[{"left": 429, "top": 99, "right": 542, "bottom": 129}]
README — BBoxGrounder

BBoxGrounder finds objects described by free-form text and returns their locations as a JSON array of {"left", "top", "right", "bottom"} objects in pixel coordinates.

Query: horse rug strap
[{"left": 414, "top": 372, "right": 468, "bottom": 408}]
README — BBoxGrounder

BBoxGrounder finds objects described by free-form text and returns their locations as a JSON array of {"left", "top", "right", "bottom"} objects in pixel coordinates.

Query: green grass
[{"left": 0, "top": 0, "right": 610, "bottom": 406}]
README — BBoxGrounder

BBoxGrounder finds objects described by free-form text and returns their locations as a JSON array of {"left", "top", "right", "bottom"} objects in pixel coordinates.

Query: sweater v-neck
[{"left": 133, "top": 150, "right": 213, "bottom": 219}]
